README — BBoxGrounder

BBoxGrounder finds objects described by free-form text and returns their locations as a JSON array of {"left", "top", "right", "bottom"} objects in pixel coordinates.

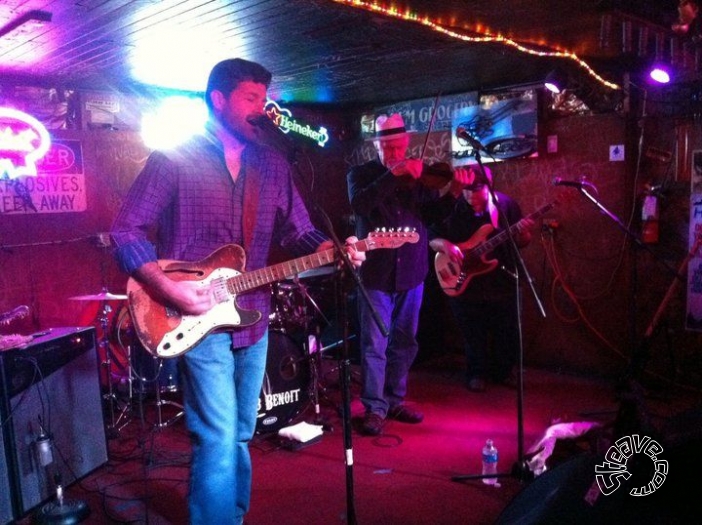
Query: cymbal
[
  {"left": 69, "top": 291, "right": 128, "bottom": 301},
  {"left": 295, "top": 266, "right": 337, "bottom": 279}
]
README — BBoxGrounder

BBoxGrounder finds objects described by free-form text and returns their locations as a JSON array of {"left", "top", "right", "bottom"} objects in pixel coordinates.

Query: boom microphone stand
[{"left": 451, "top": 137, "right": 546, "bottom": 484}]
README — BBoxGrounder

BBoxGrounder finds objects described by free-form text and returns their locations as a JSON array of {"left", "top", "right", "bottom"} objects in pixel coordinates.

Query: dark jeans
[{"left": 449, "top": 297, "right": 519, "bottom": 383}]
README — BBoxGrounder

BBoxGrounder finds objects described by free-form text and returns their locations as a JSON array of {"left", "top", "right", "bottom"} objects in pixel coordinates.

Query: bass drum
[{"left": 256, "top": 331, "right": 310, "bottom": 434}]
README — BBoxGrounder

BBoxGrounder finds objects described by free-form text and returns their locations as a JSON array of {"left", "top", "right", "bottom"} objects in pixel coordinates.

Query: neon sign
[
  {"left": 264, "top": 100, "right": 329, "bottom": 148},
  {"left": 0, "top": 107, "right": 51, "bottom": 180}
]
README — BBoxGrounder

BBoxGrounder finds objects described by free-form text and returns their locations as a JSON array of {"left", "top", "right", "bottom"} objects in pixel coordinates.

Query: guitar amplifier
[{"left": 0, "top": 327, "right": 108, "bottom": 522}]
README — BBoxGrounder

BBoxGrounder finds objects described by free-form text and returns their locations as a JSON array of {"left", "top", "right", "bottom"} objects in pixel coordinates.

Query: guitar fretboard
[
  {"left": 227, "top": 245, "right": 352, "bottom": 294},
  {"left": 225, "top": 232, "right": 416, "bottom": 294},
  {"left": 467, "top": 202, "right": 556, "bottom": 260}
]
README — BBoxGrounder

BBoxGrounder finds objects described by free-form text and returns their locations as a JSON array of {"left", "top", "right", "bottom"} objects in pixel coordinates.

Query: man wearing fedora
[{"left": 347, "top": 113, "right": 467, "bottom": 435}]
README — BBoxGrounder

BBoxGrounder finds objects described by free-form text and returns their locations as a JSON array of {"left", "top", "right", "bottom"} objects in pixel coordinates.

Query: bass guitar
[
  {"left": 128, "top": 230, "right": 418, "bottom": 358},
  {"left": 434, "top": 202, "right": 556, "bottom": 297}
]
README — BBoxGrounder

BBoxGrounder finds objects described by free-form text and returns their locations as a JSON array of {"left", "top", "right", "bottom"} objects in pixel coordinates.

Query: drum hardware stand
[
  {"left": 451, "top": 139, "right": 545, "bottom": 485},
  {"left": 96, "top": 299, "right": 132, "bottom": 437},
  {"left": 304, "top": 326, "right": 337, "bottom": 430},
  {"left": 291, "top": 277, "right": 341, "bottom": 428},
  {"left": 132, "top": 354, "right": 183, "bottom": 431},
  {"left": 151, "top": 359, "right": 184, "bottom": 430}
]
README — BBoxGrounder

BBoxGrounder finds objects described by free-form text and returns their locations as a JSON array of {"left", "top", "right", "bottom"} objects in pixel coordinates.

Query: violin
[
  {"left": 396, "top": 160, "right": 454, "bottom": 190},
  {"left": 419, "top": 162, "right": 454, "bottom": 189}
]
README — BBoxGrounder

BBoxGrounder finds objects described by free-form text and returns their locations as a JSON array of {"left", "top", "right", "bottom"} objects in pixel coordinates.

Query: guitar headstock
[
  {"left": 0, "top": 305, "right": 29, "bottom": 326},
  {"left": 366, "top": 228, "right": 419, "bottom": 250}
]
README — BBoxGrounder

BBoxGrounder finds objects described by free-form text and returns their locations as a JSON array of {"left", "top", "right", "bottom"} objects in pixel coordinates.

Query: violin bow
[{"left": 418, "top": 91, "right": 441, "bottom": 164}]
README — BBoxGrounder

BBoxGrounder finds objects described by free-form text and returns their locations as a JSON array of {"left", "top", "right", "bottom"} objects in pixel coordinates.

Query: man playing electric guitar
[
  {"left": 110, "top": 59, "right": 365, "bottom": 525},
  {"left": 430, "top": 166, "right": 533, "bottom": 392}
]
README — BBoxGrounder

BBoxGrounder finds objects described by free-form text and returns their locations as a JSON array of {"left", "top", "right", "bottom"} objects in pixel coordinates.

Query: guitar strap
[{"left": 242, "top": 154, "right": 261, "bottom": 252}]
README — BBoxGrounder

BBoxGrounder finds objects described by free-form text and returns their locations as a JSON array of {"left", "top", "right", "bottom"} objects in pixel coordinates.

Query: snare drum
[{"left": 256, "top": 331, "right": 310, "bottom": 433}]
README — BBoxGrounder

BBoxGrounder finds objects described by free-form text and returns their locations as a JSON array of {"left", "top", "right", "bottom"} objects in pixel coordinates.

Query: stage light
[
  {"left": 544, "top": 69, "right": 568, "bottom": 94},
  {"left": 648, "top": 63, "right": 672, "bottom": 84}
]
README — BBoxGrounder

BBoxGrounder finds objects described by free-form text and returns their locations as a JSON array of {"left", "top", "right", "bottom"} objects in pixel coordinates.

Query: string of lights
[{"left": 331, "top": 0, "right": 622, "bottom": 91}]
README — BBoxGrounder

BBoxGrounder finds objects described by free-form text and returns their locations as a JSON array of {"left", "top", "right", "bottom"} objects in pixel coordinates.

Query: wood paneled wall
[{"left": 1, "top": 110, "right": 699, "bottom": 386}]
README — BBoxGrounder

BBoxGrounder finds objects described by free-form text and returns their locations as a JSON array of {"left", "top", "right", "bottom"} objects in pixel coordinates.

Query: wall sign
[
  {"left": 265, "top": 100, "right": 329, "bottom": 147},
  {"left": 0, "top": 107, "right": 51, "bottom": 180},
  {"left": 0, "top": 139, "right": 85, "bottom": 214}
]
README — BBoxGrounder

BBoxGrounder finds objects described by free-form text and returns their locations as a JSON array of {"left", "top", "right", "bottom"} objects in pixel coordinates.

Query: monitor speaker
[{"left": 0, "top": 326, "right": 108, "bottom": 522}]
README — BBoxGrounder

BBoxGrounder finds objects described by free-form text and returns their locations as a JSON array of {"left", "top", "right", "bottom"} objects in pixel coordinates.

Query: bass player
[{"left": 430, "top": 165, "right": 533, "bottom": 392}]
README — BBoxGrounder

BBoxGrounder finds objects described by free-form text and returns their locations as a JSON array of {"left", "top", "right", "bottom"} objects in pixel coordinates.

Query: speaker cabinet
[
  {"left": 0, "top": 428, "right": 12, "bottom": 524},
  {"left": 0, "top": 327, "right": 108, "bottom": 522}
]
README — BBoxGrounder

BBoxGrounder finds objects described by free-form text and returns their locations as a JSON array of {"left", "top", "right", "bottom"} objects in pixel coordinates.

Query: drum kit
[
  {"left": 69, "top": 288, "right": 183, "bottom": 436},
  {"left": 69, "top": 265, "right": 346, "bottom": 437}
]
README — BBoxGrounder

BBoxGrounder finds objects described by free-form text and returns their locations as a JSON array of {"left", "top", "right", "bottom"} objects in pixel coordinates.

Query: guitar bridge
[{"left": 455, "top": 273, "right": 467, "bottom": 289}]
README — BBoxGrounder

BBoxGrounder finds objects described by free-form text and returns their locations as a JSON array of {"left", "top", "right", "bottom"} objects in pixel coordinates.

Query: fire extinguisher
[{"left": 641, "top": 191, "right": 659, "bottom": 244}]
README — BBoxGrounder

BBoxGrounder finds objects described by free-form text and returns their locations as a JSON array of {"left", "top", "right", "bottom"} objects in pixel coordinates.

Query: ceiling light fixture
[{"left": 544, "top": 69, "right": 569, "bottom": 94}]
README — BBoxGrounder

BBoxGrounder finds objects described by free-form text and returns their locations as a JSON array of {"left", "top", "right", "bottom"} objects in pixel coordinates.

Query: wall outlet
[{"left": 610, "top": 144, "right": 625, "bottom": 161}]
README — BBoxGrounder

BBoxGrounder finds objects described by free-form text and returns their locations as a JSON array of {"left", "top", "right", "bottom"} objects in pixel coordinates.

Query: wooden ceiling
[{"left": 0, "top": 0, "right": 694, "bottom": 108}]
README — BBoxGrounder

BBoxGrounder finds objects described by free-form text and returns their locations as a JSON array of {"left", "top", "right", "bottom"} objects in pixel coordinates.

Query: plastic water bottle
[{"left": 481, "top": 439, "right": 498, "bottom": 485}]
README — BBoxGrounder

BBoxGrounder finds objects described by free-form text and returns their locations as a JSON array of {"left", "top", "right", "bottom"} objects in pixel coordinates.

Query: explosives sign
[{"left": 0, "top": 139, "right": 85, "bottom": 215}]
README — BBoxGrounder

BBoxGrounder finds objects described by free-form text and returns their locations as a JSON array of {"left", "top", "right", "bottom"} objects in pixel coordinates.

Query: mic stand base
[{"left": 34, "top": 498, "right": 90, "bottom": 525}]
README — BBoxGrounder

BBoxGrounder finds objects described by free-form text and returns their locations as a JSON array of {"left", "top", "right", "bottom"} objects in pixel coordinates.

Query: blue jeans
[
  {"left": 181, "top": 331, "right": 268, "bottom": 525},
  {"left": 358, "top": 285, "right": 423, "bottom": 417}
]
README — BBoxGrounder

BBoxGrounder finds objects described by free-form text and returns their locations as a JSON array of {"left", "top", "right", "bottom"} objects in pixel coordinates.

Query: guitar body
[
  {"left": 434, "top": 224, "right": 499, "bottom": 297},
  {"left": 127, "top": 245, "right": 261, "bottom": 358}
]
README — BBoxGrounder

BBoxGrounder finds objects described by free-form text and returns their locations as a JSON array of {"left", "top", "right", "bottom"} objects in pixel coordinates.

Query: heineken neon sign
[
  {"left": 264, "top": 100, "right": 329, "bottom": 148},
  {"left": 0, "top": 107, "right": 51, "bottom": 180}
]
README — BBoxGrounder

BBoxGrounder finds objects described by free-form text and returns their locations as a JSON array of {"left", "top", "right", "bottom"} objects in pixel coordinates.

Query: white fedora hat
[{"left": 374, "top": 113, "right": 409, "bottom": 141}]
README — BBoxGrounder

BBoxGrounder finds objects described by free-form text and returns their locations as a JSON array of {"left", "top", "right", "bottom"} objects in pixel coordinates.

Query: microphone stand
[
  {"left": 316, "top": 209, "right": 388, "bottom": 525},
  {"left": 451, "top": 139, "right": 545, "bottom": 485},
  {"left": 568, "top": 185, "right": 684, "bottom": 385}
]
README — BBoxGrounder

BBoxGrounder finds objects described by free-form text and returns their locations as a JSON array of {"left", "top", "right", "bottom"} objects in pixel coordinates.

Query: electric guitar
[
  {"left": 434, "top": 202, "right": 556, "bottom": 297},
  {"left": 128, "top": 230, "right": 419, "bottom": 358}
]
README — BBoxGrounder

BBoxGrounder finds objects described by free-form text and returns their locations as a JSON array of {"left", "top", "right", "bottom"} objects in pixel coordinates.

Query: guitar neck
[
  {"left": 472, "top": 202, "right": 555, "bottom": 256},
  {"left": 227, "top": 238, "right": 371, "bottom": 295}
]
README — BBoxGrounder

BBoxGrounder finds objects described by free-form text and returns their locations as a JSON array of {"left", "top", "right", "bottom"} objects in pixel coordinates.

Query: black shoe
[
  {"left": 387, "top": 405, "right": 424, "bottom": 424},
  {"left": 361, "top": 412, "right": 384, "bottom": 435}
]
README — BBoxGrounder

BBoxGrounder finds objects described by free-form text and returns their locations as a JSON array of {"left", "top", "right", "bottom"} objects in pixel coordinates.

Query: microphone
[
  {"left": 247, "top": 114, "right": 283, "bottom": 132},
  {"left": 246, "top": 114, "right": 297, "bottom": 157},
  {"left": 552, "top": 177, "right": 595, "bottom": 189},
  {"left": 456, "top": 127, "right": 487, "bottom": 151}
]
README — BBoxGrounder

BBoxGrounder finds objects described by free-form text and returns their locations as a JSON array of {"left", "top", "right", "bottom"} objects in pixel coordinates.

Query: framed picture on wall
[{"left": 452, "top": 89, "right": 538, "bottom": 166}]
